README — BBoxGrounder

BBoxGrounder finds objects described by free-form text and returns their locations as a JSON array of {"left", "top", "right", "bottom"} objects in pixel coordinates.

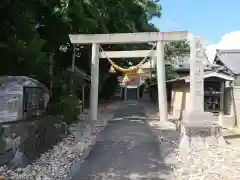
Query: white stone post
[
  {"left": 89, "top": 43, "right": 100, "bottom": 121},
  {"left": 156, "top": 41, "right": 168, "bottom": 121},
  {"left": 180, "top": 34, "right": 226, "bottom": 153},
  {"left": 188, "top": 35, "right": 204, "bottom": 113},
  {"left": 182, "top": 34, "right": 216, "bottom": 125}
]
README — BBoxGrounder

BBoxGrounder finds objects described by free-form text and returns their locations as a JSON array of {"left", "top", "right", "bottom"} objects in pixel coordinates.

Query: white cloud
[{"left": 206, "top": 31, "right": 240, "bottom": 64}]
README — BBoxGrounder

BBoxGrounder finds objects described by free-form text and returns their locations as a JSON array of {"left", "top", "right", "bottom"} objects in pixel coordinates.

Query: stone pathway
[{"left": 71, "top": 101, "right": 174, "bottom": 180}]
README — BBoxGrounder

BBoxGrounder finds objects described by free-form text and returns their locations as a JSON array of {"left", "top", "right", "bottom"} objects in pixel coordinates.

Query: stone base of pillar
[{"left": 179, "top": 111, "right": 226, "bottom": 162}]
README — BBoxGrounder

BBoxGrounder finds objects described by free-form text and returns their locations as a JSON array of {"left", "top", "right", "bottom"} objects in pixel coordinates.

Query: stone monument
[{"left": 179, "top": 35, "right": 226, "bottom": 160}]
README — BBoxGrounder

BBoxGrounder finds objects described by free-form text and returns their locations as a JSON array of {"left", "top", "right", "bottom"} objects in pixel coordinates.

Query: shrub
[
  {"left": 59, "top": 93, "right": 79, "bottom": 125},
  {"left": 47, "top": 91, "right": 79, "bottom": 125}
]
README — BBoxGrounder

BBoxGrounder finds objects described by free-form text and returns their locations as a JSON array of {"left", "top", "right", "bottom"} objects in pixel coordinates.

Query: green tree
[
  {"left": 164, "top": 41, "right": 190, "bottom": 80},
  {"left": 0, "top": 0, "right": 163, "bottom": 122}
]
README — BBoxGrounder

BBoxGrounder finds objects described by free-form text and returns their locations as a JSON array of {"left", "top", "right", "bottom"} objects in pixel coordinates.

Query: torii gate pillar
[
  {"left": 89, "top": 43, "right": 100, "bottom": 121},
  {"left": 156, "top": 41, "right": 168, "bottom": 121}
]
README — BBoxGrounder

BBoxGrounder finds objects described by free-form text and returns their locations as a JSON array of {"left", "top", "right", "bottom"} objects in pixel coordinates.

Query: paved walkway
[{"left": 72, "top": 101, "right": 173, "bottom": 180}]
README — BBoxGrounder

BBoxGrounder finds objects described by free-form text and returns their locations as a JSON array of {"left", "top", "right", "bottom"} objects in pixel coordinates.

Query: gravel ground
[
  {"left": 2, "top": 100, "right": 240, "bottom": 180},
  {"left": 141, "top": 101, "right": 240, "bottom": 180},
  {"left": 0, "top": 110, "right": 114, "bottom": 180},
  {"left": 147, "top": 119, "right": 240, "bottom": 180}
]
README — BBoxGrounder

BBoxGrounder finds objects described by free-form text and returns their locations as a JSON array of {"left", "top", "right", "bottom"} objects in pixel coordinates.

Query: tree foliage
[
  {"left": 165, "top": 41, "right": 190, "bottom": 61},
  {"left": 0, "top": 0, "right": 160, "bottom": 84},
  {"left": 0, "top": 0, "right": 189, "bottom": 122},
  {"left": 0, "top": 0, "right": 163, "bottom": 122},
  {"left": 164, "top": 41, "right": 190, "bottom": 80}
]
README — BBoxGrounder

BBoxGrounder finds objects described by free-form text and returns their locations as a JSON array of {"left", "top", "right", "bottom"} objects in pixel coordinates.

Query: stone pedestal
[{"left": 179, "top": 111, "right": 226, "bottom": 161}]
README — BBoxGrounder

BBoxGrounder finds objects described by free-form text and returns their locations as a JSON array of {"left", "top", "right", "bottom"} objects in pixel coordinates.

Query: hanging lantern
[
  {"left": 109, "top": 66, "right": 116, "bottom": 73},
  {"left": 137, "top": 67, "right": 144, "bottom": 75},
  {"left": 122, "top": 74, "right": 130, "bottom": 84}
]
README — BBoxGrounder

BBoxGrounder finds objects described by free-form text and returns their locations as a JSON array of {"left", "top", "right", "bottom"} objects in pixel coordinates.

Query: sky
[{"left": 151, "top": 0, "right": 240, "bottom": 45}]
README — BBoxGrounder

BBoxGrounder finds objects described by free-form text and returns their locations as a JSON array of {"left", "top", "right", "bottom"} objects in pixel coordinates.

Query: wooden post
[
  {"left": 156, "top": 41, "right": 168, "bottom": 121},
  {"left": 89, "top": 43, "right": 100, "bottom": 121},
  {"left": 120, "top": 86, "right": 123, "bottom": 99},
  {"left": 124, "top": 87, "right": 127, "bottom": 100},
  {"left": 219, "top": 81, "right": 225, "bottom": 126},
  {"left": 71, "top": 44, "right": 76, "bottom": 87},
  {"left": 82, "top": 84, "right": 85, "bottom": 112},
  {"left": 49, "top": 53, "right": 54, "bottom": 97},
  {"left": 137, "top": 86, "right": 140, "bottom": 99}
]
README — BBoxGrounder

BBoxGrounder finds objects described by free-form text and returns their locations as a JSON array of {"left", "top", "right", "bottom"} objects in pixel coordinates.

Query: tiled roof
[
  {"left": 166, "top": 71, "right": 234, "bottom": 83},
  {"left": 216, "top": 49, "right": 240, "bottom": 74},
  {"left": 74, "top": 67, "right": 90, "bottom": 81}
]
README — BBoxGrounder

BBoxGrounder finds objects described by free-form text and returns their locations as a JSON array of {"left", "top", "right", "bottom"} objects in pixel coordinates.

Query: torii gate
[{"left": 69, "top": 31, "right": 205, "bottom": 123}]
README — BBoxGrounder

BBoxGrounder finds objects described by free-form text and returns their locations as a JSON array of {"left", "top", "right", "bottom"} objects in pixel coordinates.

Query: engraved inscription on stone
[
  {"left": 196, "top": 51, "right": 204, "bottom": 58},
  {"left": 195, "top": 68, "right": 200, "bottom": 76},
  {"left": 196, "top": 81, "right": 202, "bottom": 85},
  {"left": 194, "top": 37, "right": 204, "bottom": 101},
  {"left": 195, "top": 58, "right": 202, "bottom": 64},
  {"left": 196, "top": 38, "right": 205, "bottom": 58},
  {"left": 195, "top": 90, "right": 202, "bottom": 96},
  {"left": 195, "top": 81, "right": 203, "bottom": 97},
  {"left": 196, "top": 39, "right": 203, "bottom": 49}
]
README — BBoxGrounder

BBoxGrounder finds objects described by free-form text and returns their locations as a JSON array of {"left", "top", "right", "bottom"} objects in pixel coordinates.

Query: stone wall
[{"left": 0, "top": 116, "right": 67, "bottom": 169}]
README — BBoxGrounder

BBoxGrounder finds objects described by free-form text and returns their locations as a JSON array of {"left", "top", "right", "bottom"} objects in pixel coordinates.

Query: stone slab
[
  {"left": 179, "top": 110, "right": 226, "bottom": 163},
  {"left": 181, "top": 110, "right": 216, "bottom": 123},
  {"left": 181, "top": 122, "right": 222, "bottom": 137}
]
